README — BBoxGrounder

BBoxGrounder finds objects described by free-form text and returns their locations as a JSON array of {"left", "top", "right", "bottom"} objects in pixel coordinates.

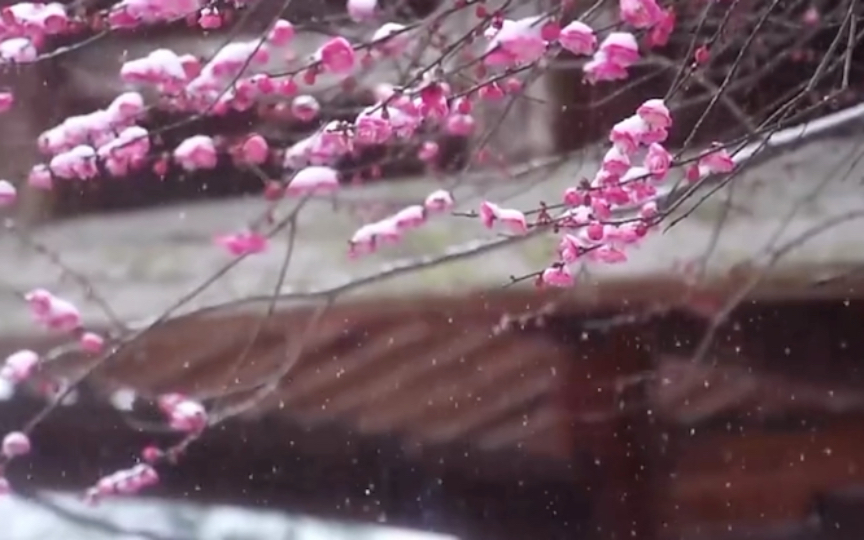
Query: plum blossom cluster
[
  {"left": 348, "top": 188, "right": 455, "bottom": 257},
  {"left": 0, "top": 345, "right": 204, "bottom": 498},
  {"left": 84, "top": 463, "right": 159, "bottom": 503},
  {"left": 464, "top": 96, "right": 734, "bottom": 289},
  {"left": 0, "top": 2, "right": 69, "bottom": 62},
  {"left": 108, "top": 0, "right": 264, "bottom": 30},
  {"left": 481, "top": 0, "right": 673, "bottom": 84},
  {"left": 157, "top": 393, "right": 208, "bottom": 434},
  {"left": 0, "top": 431, "right": 30, "bottom": 493},
  {"left": 68, "top": 393, "right": 207, "bottom": 502},
  {"left": 108, "top": 0, "right": 208, "bottom": 28},
  {"left": 23, "top": 9, "right": 412, "bottom": 191}
]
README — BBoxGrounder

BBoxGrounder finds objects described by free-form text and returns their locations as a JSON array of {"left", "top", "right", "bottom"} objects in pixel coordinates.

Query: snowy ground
[{"left": 0, "top": 492, "right": 455, "bottom": 540}]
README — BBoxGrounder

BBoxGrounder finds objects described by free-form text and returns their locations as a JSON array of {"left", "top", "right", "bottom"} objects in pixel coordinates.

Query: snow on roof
[{"left": 2, "top": 104, "right": 864, "bottom": 333}]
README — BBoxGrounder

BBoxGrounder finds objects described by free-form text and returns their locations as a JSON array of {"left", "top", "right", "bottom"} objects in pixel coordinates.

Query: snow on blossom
[
  {"left": 599, "top": 32, "right": 640, "bottom": 66},
  {"left": 371, "top": 22, "right": 409, "bottom": 56},
  {"left": 610, "top": 115, "right": 651, "bottom": 154},
  {"left": 558, "top": 21, "right": 597, "bottom": 56},
  {"left": 24, "top": 289, "right": 81, "bottom": 332},
  {"left": 214, "top": 231, "right": 268, "bottom": 256},
  {"left": 424, "top": 189, "right": 454, "bottom": 213},
  {"left": 267, "top": 19, "right": 295, "bottom": 45},
  {"left": 204, "top": 39, "right": 269, "bottom": 80},
  {"left": 0, "top": 350, "right": 39, "bottom": 384},
  {"left": 485, "top": 16, "right": 549, "bottom": 67},
  {"left": 637, "top": 98, "right": 672, "bottom": 129},
  {"left": 86, "top": 464, "right": 159, "bottom": 502},
  {"left": 291, "top": 95, "right": 321, "bottom": 122},
  {"left": 286, "top": 166, "right": 340, "bottom": 196},
  {"left": 347, "top": 0, "right": 377, "bottom": 21},
  {"left": 584, "top": 52, "right": 630, "bottom": 83},
  {"left": 699, "top": 144, "right": 735, "bottom": 173},
  {"left": 1, "top": 431, "right": 30, "bottom": 458},
  {"left": 479, "top": 201, "right": 528, "bottom": 235},
  {"left": 316, "top": 36, "right": 356, "bottom": 74},
  {"left": 602, "top": 146, "right": 631, "bottom": 176},
  {"left": 349, "top": 219, "right": 402, "bottom": 256},
  {"left": 121, "top": 48, "right": 188, "bottom": 90},
  {"left": 0, "top": 37, "right": 37, "bottom": 63},
  {"left": 540, "top": 265, "right": 575, "bottom": 287},
  {"left": 158, "top": 393, "right": 207, "bottom": 433},
  {"left": 173, "top": 135, "right": 217, "bottom": 171},
  {"left": 619, "top": 0, "right": 665, "bottom": 29}
]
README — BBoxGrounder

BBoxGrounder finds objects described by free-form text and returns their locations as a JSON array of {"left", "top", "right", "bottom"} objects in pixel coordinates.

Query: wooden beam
[
  {"left": 276, "top": 321, "right": 432, "bottom": 407},
  {"left": 554, "top": 320, "right": 660, "bottom": 540},
  {"left": 399, "top": 372, "right": 558, "bottom": 443},
  {"left": 475, "top": 406, "right": 568, "bottom": 451},
  {"left": 357, "top": 340, "right": 552, "bottom": 436},
  {"left": 306, "top": 329, "right": 499, "bottom": 423}
]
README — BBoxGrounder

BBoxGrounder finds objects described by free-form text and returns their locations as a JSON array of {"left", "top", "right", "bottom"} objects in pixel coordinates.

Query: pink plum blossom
[
  {"left": 1, "top": 431, "right": 30, "bottom": 458},
  {"left": 485, "top": 16, "right": 548, "bottom": 67},
  {"left": 479, "top": 202, "right": 528, "bottom": 235},
  {"left": 1, "top": 350, "right": 39, "bottom": 383},
  {"left": 215, "top": 231, "right": 268, "bottom": 256},
  {"left": 158, "top": 393, "right": 207, "bottom": 433},
  {"left": 268, "top": 19, "right": 295, "bottom": 45},
  {"left": 700, "top": 144, "right": 735, "bottom": 173},
  {"left": 0, "top": 91, "right": 13, "bottom": 112},
  {"left": 198, "top": 7, "right": 222, "bottom": 29},
  {"left": 0, "top": 179, "right": 15, "bottom": 206},
  {"left": 610, "top": 115, "right": 651, "bottom": 154},
  {"left": 0, "top": 37, "right": 37, "bottom": 63},
  {"left": 317, "top": 37, "right": 356, "bottom": 74},
  {"left": 637, "top": 98, "right": 672, "bottom": 129},
  {"left": 80, "top": 332, "right": 105, "bottom": 354},
  {"left": 558, "top": 21, "right": 597, "bottom": 56},
  {"left": 648, "top": 9, "right": 676, "bottom": 47},
  {"left": 355, "top": 106, "right": 394, "bottom": 145},
  {"left": 619, "top": 0, "right": 665, "bottom": 29},
  {"left": 418, "top": 141, "right": 439, "bottom": 162},
  {"left": 424, "top": 189, "right": 454, "bottom": 213},
  {"left": 25, "top": 289, "right": 82, "bottom": 332},
  {"left": 541, "top": 265, "right": 575, "bottom": 287},
  {"left": 86, "top": 464, "right": 159, "bottom": 502},
  {"left": 239, "top": 134, "right": 269, "bottom": 165},
  {"left": 584, "top": 53, "right": 629, "bottom": 83},
  {"left": 349, "top": 219, "right": 403, "bottom": 256},
  {"left": 645, "top": 143, "right": 673, "bottom": 180},
  {"left": 174, "top": 135, "right": 218, "bottom": 171},
  {"left": 291, "top": 95, "right": 320, "bottom": 122},
  {"left": 286, "top": 166, "right": 340, "bottom": 196},
  {"left": 445, "top": 114, "right": 475, "bottom": 136},
  {"left": 558, "top": 235, "right": 583, "bottom": 263},
  {"left": 347, "top": 0, "right": 377, "bottom": 21},
  {"left": 640, "top": 201, "right": 659, "bottom": 219},
  {"left": 599, "top": 32, "right": 639, "bottom": 67},
  {"left": 602, "top": 146, "right": 631, "bottom": 176},
  {"left": 391, "top": 205, "right": 427, "bottom": 230}
]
